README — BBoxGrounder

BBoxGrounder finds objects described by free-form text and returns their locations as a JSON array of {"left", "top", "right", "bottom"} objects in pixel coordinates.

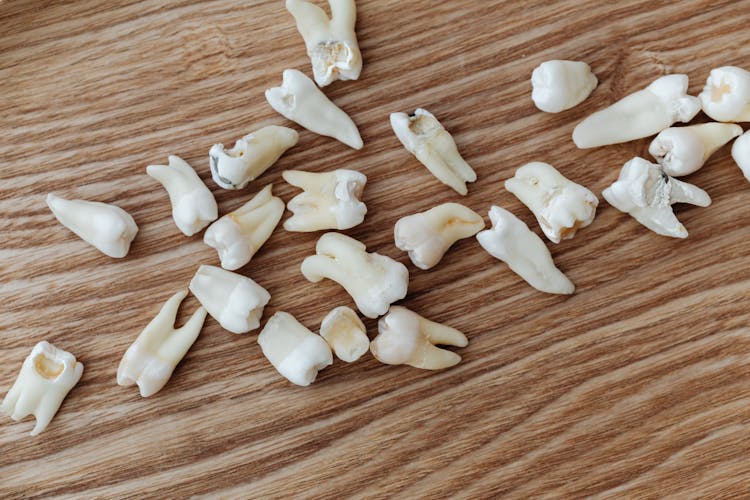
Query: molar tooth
[
  {"left": 732, "top": 131, "right": 750, "bottom": 181},
  {"left": 698, "top": 66, "right": 750, "bottom": 122},
  {"left": 649, "top": 123, "right": 743, "bottom": 176},
  {"left": 319, "top": 306, "right": 368, "bottom": 362},
  {"left": 531, "top": 60, "right": 597, "bottom": 113}
]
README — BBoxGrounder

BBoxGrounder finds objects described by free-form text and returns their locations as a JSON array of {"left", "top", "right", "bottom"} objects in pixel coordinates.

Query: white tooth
[
  {"left": 573, "top": 74, "right": 701, "bottom": 149},
  {"left": 208, "top": 126, "right": 298, "bottom": 190},
  {"left": 698, "top": 66, "right": 750, "bottom": 122},
  {"left": 301, "top": 232, "right": 409, "bottom": 319},
  {"left": 732, "top": 131, "right": 750, "bottom": 181},
  {"left": 394, "top": 202, "right": 484, "bottom": 270},
  {"left": 1, "top": 341, "right": 83, "bottom": 436},
  {"left": 319, "top": 306, "right": 368, "bottom": 362},
  {"left": 390, "top": 108, "right": 477, "bottom": 195},
  {"left": 649, "top": 123, "right": 744, "bottom": 176},
  {"left": 189, "top": 265, "right": 270, "bottom": 334},
  {"left": 505, "top": 162, "right": 598, "bottom": 244},
  {"left": 117, "top": 290, "right": 206, "bottom": 397},
  {"left": 476, "top": 206, "right": 574, "bottom": 295},
  {"left": 203, "top": 185, "right": 285, "bottom": 271},
  {"left": 602, "top": 157, "right": 711, "bottom": 239},
  {"left": 531, "top": 60, "right": 598, "bottom": 113},
  {"left": 46, "top": 193, "right": 138, "bottom": 258},
  {"left": 265, "top": 69, "right": 363, "bottom": 149}
]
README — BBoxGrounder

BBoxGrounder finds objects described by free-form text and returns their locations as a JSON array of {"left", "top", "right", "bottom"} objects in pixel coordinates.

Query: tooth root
[
  {"left": 699, "top": 66, "right": 750, "bottom": 123},
  {"left": 531, "top": 60, "right": 598, "bottom": 113},
  {"left": 319, "top": 306, "right": 368, "bottom": 363},
  {"left": 669, "top": 178, "right": 711, "bottom": 207},
  {"left": 412, "top": 344, "right": 462, "bottom": 370},
  {"left": 733, "top": 131, "right": 750, "bottom": 181},
  {"left": 629, "top": 206, "right": 686, "bottom": 239},
  {"left": 418, "top": 316, "right": 468, "bottom": 348},
  {"left": 649, "top": 123, "right": 744, "bottom": 177}
]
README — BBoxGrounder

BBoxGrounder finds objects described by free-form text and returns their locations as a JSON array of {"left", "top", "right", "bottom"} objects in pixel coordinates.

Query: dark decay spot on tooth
[{"left": 209, "top": 154, "right": 235, "bottom": 187}]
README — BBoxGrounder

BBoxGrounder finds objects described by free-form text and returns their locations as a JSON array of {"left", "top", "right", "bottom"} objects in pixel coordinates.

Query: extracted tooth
[
  {"left": 46, "top": 193, "right": 138, "bottom": 258},
  {"left": 204, "top": 185, "right": 285, "bottom": 270},
  {"left": 732, "top": 131, "right": 750, "bottom": 181},
  {"left": 189, "top": 265, "right": 270, "bottom": 334},
  {"left": 476, "top": 206, "right": 574, "bottom": 294},
  {"left": 208, "top": 126, "right": 298, "bottom": 190},
  {"left": 1, "top": 341, "right": 83, "bottom": 436},
  {"left": 531, "top": 60, "right": 598, "bottom": 113},
  {"left": 602, "top": 157, "right": 711, "bottom": 239},
  {"left": 319, "top": 306, "right": 368, "bottom": 362},
  {"left": 301, "top": 233, "right": 409, "bottom": 318},
  {"left": 573, "top": 74, "right": 701, "bottom": 148},
  {"left": 698, "top": 66, "right": 750, "bottom": 122},
  {"left": 265, "top": 69, "right": 363, "bottom": 149},
  {"left": 649, "top": 123, "right": 743, "bottom": 176},
  {"left": 258, "top": 311, "right": 332, "bottom": 386},
  {"left": 394, "top": 202, "right": 484, "bottom": 270},
  {"left": 283, "top": 169, "right": 367, "bottom": 231},
  {"left": 390, "top": 108, "right": 477, "bottom": 195},
  {"left": 505, "top": 162, "right": 598, "bottom": 243}
]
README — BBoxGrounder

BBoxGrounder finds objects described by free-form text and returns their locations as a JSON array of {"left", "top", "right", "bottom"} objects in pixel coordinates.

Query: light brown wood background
[{"left": 2, "top": 0, "right": 750, "bottom": 497}]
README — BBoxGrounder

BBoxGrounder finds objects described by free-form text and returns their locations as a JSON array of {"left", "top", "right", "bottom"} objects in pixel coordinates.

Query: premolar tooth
[
  {"left": 649, "top": 123, "right": 743, "bottom": 176},
  {"left": 531, "top": 60, "right": 597, "bottom": 113},
  {"left": 698, "top": 66, "right": 750, "bottom": 122},
  {"left": 319, "top": 306, "right": 368, "bottom": 362},
  {"left": 732, "top": 131, "right": 750, "bottom": 181}
]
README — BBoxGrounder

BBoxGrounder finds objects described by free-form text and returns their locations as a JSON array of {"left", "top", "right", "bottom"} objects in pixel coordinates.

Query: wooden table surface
[{"left": 2, "top": 0, "right": 750, "bottom": 497}]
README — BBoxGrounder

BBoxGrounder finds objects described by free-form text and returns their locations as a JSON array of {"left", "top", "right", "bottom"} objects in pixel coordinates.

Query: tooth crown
[
  {"left": 649, "top": 123, "right": 743, "bottom": 177},
  {"left": 531, "top": 60, "right": 598, "bottom": 113},
  {"left": 733, "top": 131, "right": 750, "bottom": 181},
  {"left": 699, "top": 66, "right": 750, "bottom": 122},
  {"left": 319, "top": 306, "right": 368, "bottom": 362}
]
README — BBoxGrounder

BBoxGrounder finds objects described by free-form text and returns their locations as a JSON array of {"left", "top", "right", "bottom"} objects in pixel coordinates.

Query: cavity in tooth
[
  {"left": 301, "top": 232, "right": 409, "bottom": 318},
  {"left": 390, "top": 108, "right": 477, "bottom": 195},
  {"left": 531, "top": 60, "right": 598, "bottom": 113},
  {"left": 649, "top": 123, "right": 744, "bottom": 176},
  {"left": 698, "top": 66, "right": 750, "bottom": 122},
  {"left": 46, "top": 193, "right": 138, "bottom": 258},
  {"left": 319, "top": 306, "right": 368, "bottom": 362},
  {"left": 732, "top": 131, "right": 750, "bottom": 181},
  {"left": 573, "top": 74, "right": 701, "bottom": 149},
  {"left": 1, "top": 341, "right": 83, "bottom": 436},
  {"left": 602, "top": 157, "right": 711, "bottom": 239},
  {"left": 476, "top": 206, "right": 574, "bottom": 295},
  {"left": 208, "top": 126, "right": 298, "bottom": 190},
  {"left": 203, "top": 185, "right": 285, "bottom": 270},
  {"left": 265, "top": 69, "right": 363, "bottom": 149}
]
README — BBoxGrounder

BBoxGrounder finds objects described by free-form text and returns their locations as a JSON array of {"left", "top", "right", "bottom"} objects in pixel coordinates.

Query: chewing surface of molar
[
  {"left": 732, "top": 131, "right": 750, "bottom": 181},
  {"left": 258, "top": 312, "right": 332, "bottom": 386},
  {"left": 602, "top": 157, "right": 711, "bottom": 239},
  {"left": 189, "top": 265, "right": 270, "bottom": 334},
  {"left": 648, "top": 123, "right": 744, "bottom": 176},
  {"left": 390, "top": 108, "right": 477, "bottom": 195},
  {"left": 147, "top": 155, "right": 218, "bottom": 236},
  {"left": 531, "top": 60, "right": 598, "bottom": 113},
  {"left": 117, "top": 290, "right": 206, "bottom": 397},
  {"left": 505, "top": 162, "right": 598, "bottom": 244},
  {"left": 699, "top": 66, "right": 750, "bottom": 122},
  {"left": 1, "top": 341, "right": 83, "bottom": 436},
  {"left": 319, "top": 306, "right": 368, "bottom": 362},
  {"left": 283, "top": 169, "right": 367, "bottom": 231},
  {"left": 265, "top": 69, "right": 363, "bottom": 149},
  {"left": 476, "top": 206, "right": 574, "bottom": 295},
  {"left": 394, "top": 202, "right": 484, "bottom": 270},
  {"left": 46, "top": 193, "right": 138, "bottom": 258},
  {"left": 573, "top": 74, "right": 701, "bottom": 149},
  {"left": 370, "top": 306, "right": 468, "bottom": 370},
  {"left": 286, "top": 0, "right": 362, "bottom": 87},
  {"left": 208, "top": 126, "right": 298, "bottom": 190},
  {"left": 301, "top": 233, "right": 409, "bottom": 318},
  {"left": 204, "top": 185, "right": 285, "bottom": 270}
]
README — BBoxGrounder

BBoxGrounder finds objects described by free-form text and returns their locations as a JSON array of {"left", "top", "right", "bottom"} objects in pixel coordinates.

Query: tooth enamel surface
[
  {"left": 699, "top": 66, "right": 750, "bottom": 122},
  {"left": 1, "top": 341, "right": 83, "bottom": 436},
  {"left": 649, "top": 123, "right": 744, "bottom": 176},
  {"left": 319, "top": 306, "right": 368, "bottom": 362},
  {"left": 733, "top": 131, "right": 750, "bottom": 181},
  {"left": 394, "top": 202, "right": 484, "bottom": 270},
  {"left": 189, "top": 265, "right": 271, "bottom": 334},
  {"left": 301, "top": 233, "right": 409, "bottom": 319},
  {"left": 476, "top": 206, "right": 574, "bottom": 295},
  {"left": 390, "top": 108, "right": 477, "bottom": 195},
  {"left": 505, "top": 162, "right": 598, "bottom": 244},
  {"left": 531, "top": 60, "right": 598, "bottom": 113},
  {"left": 602, "top": 157, "right": 711, "bottom": 239},
  {"left": 265, "top": 69, "right": 363, "bottom": 149},
  {"left": 204, "top": 185, "right": 285, "bottom": 270},
  {"left": 573, "top": 74, "right": 701, "bottom": 149},
  {"left": 258, "top": 311, "right": 333, "bottom": 386},
  {"left": 46, "top": 193, "right": 138, "bottom": 258},
  {"left": 208, "top": 126, "right": 298, "bottom": 190}
]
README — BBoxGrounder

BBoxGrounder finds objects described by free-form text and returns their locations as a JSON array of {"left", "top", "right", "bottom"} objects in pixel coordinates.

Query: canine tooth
[
  {"left": 319, "top": 306, "right": 368, "bottom": 362},
  {"left": 698, "top": 66, "right": 750, "bottom": 122},
  {"left": 301, "top": 233, "right": 409, "bottom": 318},
  {"left": 476, "top": 206, "right": 574, "bottom": 294},
  {"left": 265, "top": 69, "right": 363, "bottom": 149},
  {"left": 390, "top": 108, "right": 477, "bottom": 195},
  {"left": 649, "top": 123, "right": 743, "bottom": 176},
  {"left": 573, "top": 74, "right": 701, "bottom": 148},
  {"left": 732, "top": 131, "right": 750, "bottom": 181},
  {"left": 46, "top": 193, "right": 138, "bottom": 258},
  {"left": 531, "top": 60, "right": 597, "bottom": 113},
  {"left": 1, "top": 341, "right": 83, "bottom": 436}
]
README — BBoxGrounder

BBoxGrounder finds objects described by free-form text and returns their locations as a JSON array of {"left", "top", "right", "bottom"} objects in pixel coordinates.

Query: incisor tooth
[
  {"left": 698, "top": 66, "right": 750, "bottom": 122},
  {"left": 319, "top": 306, "right": 368, "bottom": 362},
  {"left": 732, "top": 131, "right": 750, "bottom": 181},
  {"left": 649, "top": 123, "right": 743, "bottom": 176},
  {"left": 531, "top": 60, "right": 597, "bottom": 113}
]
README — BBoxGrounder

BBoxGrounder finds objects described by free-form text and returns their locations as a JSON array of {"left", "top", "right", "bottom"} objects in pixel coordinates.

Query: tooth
[
  {"left": 390, "top": 108, "right": 477, "bottom": 195},
  {"left": 208, "top": 126, "right": 298, "bottom": 190},
  {"left": 265, "top": 69, "right": 363, "bottom": 149},
  {"left": 531, "top": 60, "right": 598, "bottom": 113},
  {"left": 394, "top": 202, "right": 484, "bottom": 270},
  {"left": 698, "top": 66, "right": 750, "bottom": 122},
  {"left": 573, "top": 74, "right": 701, "bottom": 149},
  {"left": 602, "top": 157, "right": 711, "bottom": 239},
  {"left": 649, "top": 123, "right": 743, "bottom": 176},
  {"left": 319, "top": 306, "right": 368, "bottom": 362},
  {"left": 505, "top": 162, "right": 598, "bottom": 244},
  {"left": 258, "top": 311, "right": 332, "bottom": 386},
  {"left": 203, "top": 184, "right": 285, "bottom": 270},
  {"left": 476, "top": 206, "right": 574, "bottom": 295},
  {"left": 301, "top": 232, "right": 409, "bottom": 319},
  {"left": 732, "top": 131, "right": 750, "bottom": 181},
  {"left": 282, "top": 169, "right": 367, "bottom": 231},
  {"left": 117, "top": 290, "right": 206, "bottom": 397},
  {"left": 46, "top": 193, "right": 138, "bottom": 258},
  {"left": 1, "top": 341, "right": 83, "bottom": 436},
  {"left": 189, "top": 265, "right": 270, "bottom": 334}
]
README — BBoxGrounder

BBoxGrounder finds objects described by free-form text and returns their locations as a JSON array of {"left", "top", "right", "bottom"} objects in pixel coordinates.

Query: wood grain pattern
[{"left": 2, "top": 0, "right": 750, "bottom": 497}]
